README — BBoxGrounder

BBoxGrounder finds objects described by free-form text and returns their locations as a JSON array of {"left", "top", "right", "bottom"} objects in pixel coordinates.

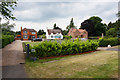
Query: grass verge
[{"left": 25, "top": 50, "right": 118, "bottom": 78}]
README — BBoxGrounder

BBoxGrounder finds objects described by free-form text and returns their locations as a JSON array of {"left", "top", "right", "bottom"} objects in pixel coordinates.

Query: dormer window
[
  {"left": 32, "top": 32, "right": 35, "bottom": 34},
  {"left": 23, "top": 31, "right": 27, "bottom": 33}
]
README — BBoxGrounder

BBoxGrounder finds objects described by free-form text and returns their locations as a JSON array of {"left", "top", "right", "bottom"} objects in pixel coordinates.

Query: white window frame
[
  {"left": 32, "top": 32, "right": 36, "bottom": 34},
  {"left": 23, "top": 35, "right": 28, "bottom": 39}
]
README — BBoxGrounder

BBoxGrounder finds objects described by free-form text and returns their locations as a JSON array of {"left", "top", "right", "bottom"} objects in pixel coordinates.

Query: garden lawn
[{"left": 25, "top": 50, "right": 118, "bottom": 78}]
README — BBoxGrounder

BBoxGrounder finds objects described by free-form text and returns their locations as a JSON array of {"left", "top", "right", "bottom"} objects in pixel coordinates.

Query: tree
[
  {"left": 53, "top": 23, "right": 62, "bottom": 30},
  {"left": 107, "top": 22, "right": 113, "bottom": 30},
  {"left": 15, "top": 31, "right": 21, "bottom": 35},
  {"left": 0, "top": 0, "right": 17, "bottom": 20},
  {"left": 106, "top": 28, "right": 117, "bottom": 37},
  {"left": 80, "top": 16, "right": 107, "bottom": 36},
  {"left": 66, "top": 18, "right": 76, "bottom": 31},
  {"left": 80, "top": 19, "right": 94, "bottom": 36},
  {"left": 53, "top": 23, "right": 57, "bottom": 29},
  {"left": 0, "top": 20, "right": 15, "bottom": 35},
  {"left": 37, "top": 29, "right": 46, "bottom": 35},
  {"left": 62, "top": 30, "right": 68, "bottom": 35}
]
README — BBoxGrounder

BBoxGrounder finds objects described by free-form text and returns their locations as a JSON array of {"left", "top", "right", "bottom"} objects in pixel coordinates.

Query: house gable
[
  {"left": 68, "top": 28, "right": 88, "bottom": 38},
  {"left": 21, "top": 27, "right": 37, "bottom": 40}
]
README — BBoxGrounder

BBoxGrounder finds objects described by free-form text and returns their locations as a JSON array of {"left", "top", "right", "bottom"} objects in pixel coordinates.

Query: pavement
[
  {"left": 2, "top": 64, "right": 27, "bottom": 78},
  {"left": 97, "top": 46, "right": 120, "bottom": 51},
  {"left": 0, "top": 40, "right": 28, "bottom": 78}
]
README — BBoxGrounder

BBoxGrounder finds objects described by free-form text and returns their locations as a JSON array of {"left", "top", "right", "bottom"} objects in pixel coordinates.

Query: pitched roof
[
  {"left": 70, "top": 28, "right": 86, "bottom": 33},
  {"left": 47, "top": 29, "right": 62, "bottom": 35},
  {"left": 22, "top": 28, "right": 37, "bottom": 32}
]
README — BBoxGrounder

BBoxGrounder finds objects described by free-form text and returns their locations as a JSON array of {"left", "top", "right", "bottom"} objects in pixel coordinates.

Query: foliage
[
  {"left": 106, "top": 20, "right": 120, "bottom": 37},
  {"left": 99, "top": 37, "right": 119, "bottom": 47},
  {"left": 1, "top": 35, "right": 14, "bottom": 48},
  {"left": 0, "top": 0, "right": 17, "bottom": 20},
  {"left": 15, "top": 31, "right": 21, "bottom": 35},
  {"left": 106, "top": 28, "right": 117, "bottom": 37},
  {"left": 62, "top": 30, "right": 68, "bottom": 35},
  {"left": 0, "top": 20, "right": 15, "bottom": 35},
  {"left": 38, "top": 34, "right": 46, "bottom": 38},
  {"left": 63, "top": 35, "right": 72, "bottom": 39},
  {"left": 37, "top": 29, "right": 46, "bottom": 35},
  {"left": 66, "top": 18, "right": 76, "bottom": 31},
  {"left": 80, "top": 16, "right": 107, "bottom": 36},
  {"left": 30, "top": 40, "right": 99, "bottom": 58},
  {"left": 53, "top": 23, "right": 62, "bottom": 31},
  {"left": 31, "top": 41, "right": 62, "bottom": 58}
]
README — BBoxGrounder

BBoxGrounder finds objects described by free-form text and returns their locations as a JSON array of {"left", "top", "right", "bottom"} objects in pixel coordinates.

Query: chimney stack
[{"left": 21, "top": 26, "right": 22, "bottom": 31}]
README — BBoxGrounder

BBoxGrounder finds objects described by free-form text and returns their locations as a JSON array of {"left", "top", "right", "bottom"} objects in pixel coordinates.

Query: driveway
[{"left": 1, "top": 40, "right": 27, "bottom": 78}]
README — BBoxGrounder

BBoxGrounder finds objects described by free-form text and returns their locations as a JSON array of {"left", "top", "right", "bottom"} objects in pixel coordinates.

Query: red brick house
[
  {"left": 68, "top": 28, "right": 88, "bottom": 39},
  {"left": 15, "top": 27, "right": 37, "bottom": 40}
]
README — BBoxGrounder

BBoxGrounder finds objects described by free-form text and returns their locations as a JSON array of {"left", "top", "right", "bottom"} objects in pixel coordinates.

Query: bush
[
  {"left": 99, "top": 37, "right": 119, "bottom": 47},
  {"left": 31, "top": 40, "right": 99, "bottom": 58},
  {"left": 63, "top": 35, "right": 72, "bottom": 39},
  {"left": 106, "top": 28, "right": 117, "bottom": 37},
  {"left": 1, "top": 35, "right": 14, "bottom": 48}
]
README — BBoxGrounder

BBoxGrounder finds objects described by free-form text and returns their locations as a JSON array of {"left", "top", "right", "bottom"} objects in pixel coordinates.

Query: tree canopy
[
  {"left": 0, "top": 20, "right": 15, "bottom": 35},
  {"left": 106, "top": 28, "right": 117, "bottom": 37},
  {"left": 0, "top": 0, "right": 17, "bottom": 20},
  {"left": 66, "top": 18, "right": 76, "bottom": 31},
  {"left": 37, "top": 29, "right": 46, "bottom": 35},
  {"left": 53, "top": 23, "right": 62, "bottom": 30},
  {"left": 80, "top": 16, "right": 107, "bottom": 36},
  {"left": 106, "top": 19, "right": 120, "bottom": 37}
]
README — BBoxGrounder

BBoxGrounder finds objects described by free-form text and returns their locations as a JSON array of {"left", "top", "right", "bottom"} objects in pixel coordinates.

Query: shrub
[
  {"left": 106, "top": 28, "right": 117, "bottom": 37},
  {"left": 31, "top": 40, "right": 99, "bottom": 58},
  {"left": 63, "top": 35, "right": 72, "bottom": 39},
  {"left": 1, "top": 35, "right": 14, "bottom": 48},
  {"left": 99, "top": 37, "right": 119, "bottom": 47}
]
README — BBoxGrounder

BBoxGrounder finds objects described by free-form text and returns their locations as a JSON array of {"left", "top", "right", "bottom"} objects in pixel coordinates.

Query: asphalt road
[{"left": 1, "top": 40, "right": 27, "bottom": 78}]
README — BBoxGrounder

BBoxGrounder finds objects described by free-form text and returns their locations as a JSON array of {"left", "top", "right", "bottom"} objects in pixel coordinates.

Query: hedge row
[
  {"left": 99, "top": 37, "right": 119, "bottom": 47},
  {"left": 1, "top": 35, "right": 14, "bottom": 48},
  {"left": 30, "top": 40, "right": 99, "bottom": 58}
]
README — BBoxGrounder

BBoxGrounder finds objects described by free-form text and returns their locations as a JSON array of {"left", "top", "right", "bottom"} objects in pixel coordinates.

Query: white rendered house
[{"left": 46, "top": 29, "right": 63, "bottom": 39}]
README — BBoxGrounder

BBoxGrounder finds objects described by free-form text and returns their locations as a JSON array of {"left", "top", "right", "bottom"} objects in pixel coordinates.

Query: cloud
[
  {"left": 19, "top": 0, "right": 119, "bottom": 2},
  {"left": 6, "top": 1, "right": 118, "bottom": 31}
]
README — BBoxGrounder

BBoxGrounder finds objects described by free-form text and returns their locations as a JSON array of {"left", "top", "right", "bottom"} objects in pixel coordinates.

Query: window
[
  {"left": 51, "top": 35, "right": 53, "bottom": 38},
  {"left": 23, "top": 35, "right": 28, "bottom": 39},
  {"left": 23, "top": 31, "right": 27, "bottom": 33},
  {"left": 55, "top": 35, "right": 61, "bottom": 38},
  {"left": 32, "top": 32, "right": 35, "bottom": 34},
  {"left": 55, "top": 34, "right": 61, "bottom": 38},
  {"left": 32, "top": 36, "right": 35, "bottom": 39},
  {"left": 17, "top": 36, "right": 21, "bottom": 38}
]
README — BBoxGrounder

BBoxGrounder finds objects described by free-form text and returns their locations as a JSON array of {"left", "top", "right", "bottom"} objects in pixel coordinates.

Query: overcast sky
[{"left": 2, "top": 0, "right": 119, "bottom": 32}]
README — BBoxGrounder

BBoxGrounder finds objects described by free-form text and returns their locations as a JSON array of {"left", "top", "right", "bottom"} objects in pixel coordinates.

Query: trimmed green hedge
[
  {"left": 30, "top": 40, "right": 99, "bottom": 58},
  {"left": 99, "top": 37, "right": 119, "bottom": 47},
  {"left": 1, "top": 35, "right": 14, "bottom": 48}
]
